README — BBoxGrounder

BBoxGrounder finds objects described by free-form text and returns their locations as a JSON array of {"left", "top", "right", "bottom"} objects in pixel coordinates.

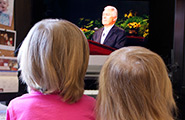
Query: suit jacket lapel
[
  {"left": 97, "top": 28, "right": 103, "bottom": 43},
  {"left": 103, "top": 25, "right": 116, "bottom": 44}
]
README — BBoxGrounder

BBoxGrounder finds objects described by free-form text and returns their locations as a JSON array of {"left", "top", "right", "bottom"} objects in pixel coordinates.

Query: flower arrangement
[
  {"left": 79, "top": 18, "right": 101, "bottom": 39},
  {"left": 80, "top": 28, "right": 95, "bottom": 40},
  {"left": 120, "top": 10, "right": 149, "bottom": 37},
  {"left": 78, "top": 10, "right": 149, "bottom": 39}
]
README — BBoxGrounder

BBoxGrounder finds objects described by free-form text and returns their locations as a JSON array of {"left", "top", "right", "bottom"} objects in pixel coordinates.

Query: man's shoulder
[
  {"left": 113, "top": 25, "right": 125, "bottom": 31},
  {"left": 94, "top": 27, "right": 103, "bottom": 32},
  {"left": 92, "top": 27, "right": 103, "bottom": 37}
]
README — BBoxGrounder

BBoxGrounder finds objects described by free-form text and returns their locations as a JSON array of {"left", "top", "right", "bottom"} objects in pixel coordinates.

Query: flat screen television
[
  {"left": 31, "top": 0, "right": 151, "bottom": 76},
  {"left": 2, "top": 0, "right": 178, "bottom": 104},
  {"left": 30, "top": 0, "right": 176, "bottom": 91},
  {"left": 6, "top": 1, "right": 185, "bottom": 118},
  {"left": 31, "top": 0, "right": 175, "bottom": 61}
]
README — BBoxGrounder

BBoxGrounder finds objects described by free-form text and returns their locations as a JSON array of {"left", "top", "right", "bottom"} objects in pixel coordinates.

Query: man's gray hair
[{"left": 104, "top": 6, "right": 118, "bottom": 17}]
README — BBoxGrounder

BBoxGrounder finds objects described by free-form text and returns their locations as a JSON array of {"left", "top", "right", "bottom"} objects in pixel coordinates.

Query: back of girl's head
[
  {"left": 18, "top": 19, "right": 89, "bottom": 103},
  {"left": 96, "top": 46, "right": 177, "bottom": 120}
]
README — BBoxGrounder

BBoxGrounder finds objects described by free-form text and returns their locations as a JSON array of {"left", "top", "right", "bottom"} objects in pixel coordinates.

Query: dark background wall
[
  {"left": 14, "top": 0, "right": 32, "bottom": 53},
  {"left": 173, "top": 0, "right": 185, "bottom": 119},
  {"left": 31, "top": 0, "right": 150, "bottom": 23}
]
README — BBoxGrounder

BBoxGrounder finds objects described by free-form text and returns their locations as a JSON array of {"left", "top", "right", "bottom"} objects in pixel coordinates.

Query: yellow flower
[
  {"left": 127, "top": 22, "right": 141, "bottom": 29},
  {"left": 128, "top": 12, "right": 133, "bottom": 18},
  {"left": 145, "top": 29, "right": 149, "bottom": 32},
  {"left": 80, "top": 28, "right": 88, "bottom": 32},
  {"left": 143, "top": 32, "right": 149, "bottom": 37}
]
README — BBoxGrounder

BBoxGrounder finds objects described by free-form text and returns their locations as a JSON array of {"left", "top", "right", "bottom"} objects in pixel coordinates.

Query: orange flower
[{"left": 81, "top": 28, "right": 88, "bottom": 32}]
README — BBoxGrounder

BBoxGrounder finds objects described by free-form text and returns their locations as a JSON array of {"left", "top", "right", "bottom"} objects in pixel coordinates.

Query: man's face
[
  {"left": 0, "top": 0, "right": 8, "bottom": 12},
  {"left": 102, "top": 9, "right": 117, "bottom": 27}
]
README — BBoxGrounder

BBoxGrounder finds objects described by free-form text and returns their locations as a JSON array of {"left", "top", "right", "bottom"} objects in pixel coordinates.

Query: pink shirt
[{"left": 6, "top": 91, "right": 96, "bottom": 120}]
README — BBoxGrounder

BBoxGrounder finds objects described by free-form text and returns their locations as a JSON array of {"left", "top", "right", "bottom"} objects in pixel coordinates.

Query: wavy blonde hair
[
  {"left": 18, "top": 19, "right": 89, "bottom": 103},
  {"left": 96, "top": 46, "right": 177, "bottom": 120}
]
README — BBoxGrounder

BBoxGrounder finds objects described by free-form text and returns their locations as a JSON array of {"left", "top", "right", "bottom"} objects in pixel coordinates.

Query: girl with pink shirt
[{"left": 6, "top": 19, "right": 95, "bottom": 120}]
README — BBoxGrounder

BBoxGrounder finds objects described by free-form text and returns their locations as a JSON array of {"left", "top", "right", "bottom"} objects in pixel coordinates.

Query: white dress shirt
[{"left": 100, "top": 25, "right": 114, "bottom": 44}]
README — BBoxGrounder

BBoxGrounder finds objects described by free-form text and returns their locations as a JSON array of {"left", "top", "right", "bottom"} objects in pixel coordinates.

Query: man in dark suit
[{"left": 92, "top": 6, "right": 127, "bottom": 49}]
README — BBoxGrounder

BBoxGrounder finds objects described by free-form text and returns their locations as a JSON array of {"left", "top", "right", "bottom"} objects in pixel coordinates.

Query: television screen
[
  {"left": 32, "top": 0, "right": 150, "bottom": 55},
  {"left": 30, "top": 0, "right": 151, "bottom": 76},
  {"left": 74, "top": 1, "right": 150, "bottom": 54},
  {"left": 74, "top": 1, "right": 149, "bottom": 39}
]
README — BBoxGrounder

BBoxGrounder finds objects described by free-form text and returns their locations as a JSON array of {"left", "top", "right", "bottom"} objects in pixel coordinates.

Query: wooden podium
[
  {"left": 88, "top": 40, "right": 116, "bottom": 55},
  {"left": 88, "top": 36, "right": 146, "bottom": 55}
]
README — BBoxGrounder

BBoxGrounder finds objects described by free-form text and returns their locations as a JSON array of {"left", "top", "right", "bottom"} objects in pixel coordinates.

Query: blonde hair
[
  {"left": 96, "top": 46, "right": 177, "bottom": 120},
  {"left": 18, "top": 19, "right": 89, "bottom": 103}
]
